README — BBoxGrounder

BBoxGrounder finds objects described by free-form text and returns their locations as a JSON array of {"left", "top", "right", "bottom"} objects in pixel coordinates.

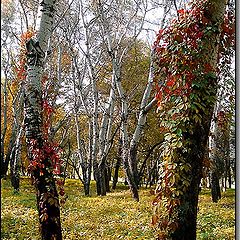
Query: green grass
[
  {"left": 197, "top": 188, "right": 235, "bottom": 240},
  {"left": 1, "top": 178, "right": 235, "bottom": 239}
]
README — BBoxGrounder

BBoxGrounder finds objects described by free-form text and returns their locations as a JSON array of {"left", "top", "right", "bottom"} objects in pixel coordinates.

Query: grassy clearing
[{"left": 1, "top": 178, "right": 235, "bottom": 239}]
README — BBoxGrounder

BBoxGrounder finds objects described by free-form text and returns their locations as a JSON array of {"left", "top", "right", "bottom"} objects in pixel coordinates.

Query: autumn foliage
[
  {"left": 151, "top": 0, "right": 234, "bottom": 238},
  {"left": 153, "top": 0, "right": 235, "bottom": 108}
]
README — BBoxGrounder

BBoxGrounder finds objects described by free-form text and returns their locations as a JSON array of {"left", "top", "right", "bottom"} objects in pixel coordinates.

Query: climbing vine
[
  {"left": 15, "top": 29, "right": 65, "bottom": 209},
  {"left": 28, "top": 74, "right": 66, "bottom": 207},
  {"left": 151, "top": 0, "right": 234, "bottom": 238}
]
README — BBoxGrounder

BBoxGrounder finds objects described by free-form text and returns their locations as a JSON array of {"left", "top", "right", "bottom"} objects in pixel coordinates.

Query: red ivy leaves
[
  {"left": 204, "top": 63, "right": 214, "bottom": 73},
  {"left": 28, "top": 139, "right": 63, "bottom": 176},
  {"left": 166, "top": 75, "right": 176, "bottom": 87},
  {"left": 42, "top": 100, "right": 55, "bottom": 116},
  {"left": 153, "top": 0, "right": 234, "bottom": 105},
  {"left": 28, "top": 76, "right": 62, "bottom": 178}
]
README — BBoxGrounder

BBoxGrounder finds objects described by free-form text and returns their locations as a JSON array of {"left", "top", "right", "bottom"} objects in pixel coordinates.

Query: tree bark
[
  {"left": 1, "top": 70, "right": 9, "bottom": 178},
  {"left": 210, "top": 171, "right": 221, "bottom": 202},
  {"left": 138, "top": 141, "right": 162, "bottom": 186},
  {"left": 112, "top": 138, "right": 122, "bottom": 190},
  {"left": 74, "top": 112, "right": 91, "bottom": 196},
  {"left": 1, "top": 127, "right": 16, "bottom": 178},
  {"left": 129, "top": 55, "right": 156, "bottom": 188},
  {"left": 171, "top": 2, "right": 226, "bottom": 238}
]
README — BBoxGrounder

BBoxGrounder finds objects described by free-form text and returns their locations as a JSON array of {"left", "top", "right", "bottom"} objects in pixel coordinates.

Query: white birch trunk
[
  {"left": 24, "top": 1, "right": 62, "bottom": 239},
  {"left": 130, "top": 53, "right": 156, "bottom": 149},
  {"left": 79, "top": 3, "right": 102, "bottom": 194},
  {"left": 99, "top": 75, "right": 116, "bottom": 160}
]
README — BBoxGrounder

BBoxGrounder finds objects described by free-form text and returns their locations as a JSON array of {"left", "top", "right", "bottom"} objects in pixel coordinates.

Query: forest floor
[{"left": 1, "top": 177, "right": 235, "bottom": 240}]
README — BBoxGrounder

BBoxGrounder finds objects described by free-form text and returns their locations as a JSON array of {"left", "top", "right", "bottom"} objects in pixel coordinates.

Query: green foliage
[{"left": 1, "top": 178, "right": 235, "bottom": 239}]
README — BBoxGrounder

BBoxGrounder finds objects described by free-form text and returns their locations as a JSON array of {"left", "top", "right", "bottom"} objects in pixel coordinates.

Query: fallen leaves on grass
[{"left": 1, "top": 178, "right": 235, "bottom": 240}]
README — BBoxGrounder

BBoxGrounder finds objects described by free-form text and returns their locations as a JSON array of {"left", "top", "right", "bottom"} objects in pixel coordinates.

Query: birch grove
[
  {"left": 3, "top": 0, "right": 234, "bottom": 199},
  {"left": 1, "top": 0, "right": 236, "bottom": 239},
  {"left": 48, "top": 0, "right": 168, "bottom": 198}
]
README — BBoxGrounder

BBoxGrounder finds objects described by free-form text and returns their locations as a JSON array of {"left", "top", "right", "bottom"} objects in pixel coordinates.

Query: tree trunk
[
  {"left": 1, "top": 126, "right": 17, "bottom": 178},
  {"left": 99, "top": 160, "right": 107, "bottom": 196},
  {"left": 167, "top": 128, "right": 210, "bottom": 240},
  {"left": 138, "top": 142, "right": 162, "bottom": 186},
  {"left": 129, "top": 144, "right": 139, "bottom": 189},
  {"left": 1, "top": 71, "right": 9, "bottom": 178},
  {"left": 105, "top": 166, "right": 111, "bottom": 192},
  {"left": 122, "top": 140, "right": 139, "bottom": 201},
  {"left": 128, "top": 57, "right": 156, "bottom": 189},
  {"left": 93, "top": 161, "right": 101, "bottom": 195},
  {"left": 10, "top": 122, "right": 24, "bottom": 192},
  {"left": 23, "top": 1, "right": 62, "bottom": 239},
  {"left": 74, "top": 112, "right": 91, "bottom": 196},
  {"left": 153, "top": 0, "right": 226, "bottom": 239},
  {"left": 210, "top": 171, "right": 221, "bottom": 202},
  {"left": 112, "top": 155, "right": 121, "bottom": 190},
  {"left": 228, "top": 169, "right": 231, "bottom": 188}
]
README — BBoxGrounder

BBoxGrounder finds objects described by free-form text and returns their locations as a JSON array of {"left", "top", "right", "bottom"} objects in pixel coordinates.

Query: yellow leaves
[
  {"left": 197, "top": 189, "right": 235, "bottom": 239},
  {"left": 1, "top": 179, "right": 235, "bottom": 240},
  {"left": 1, "top": 0, "right": 14, "bottom": 17},
  {"left": 61, "top": 51, "right": 72, "bottom": 72}
]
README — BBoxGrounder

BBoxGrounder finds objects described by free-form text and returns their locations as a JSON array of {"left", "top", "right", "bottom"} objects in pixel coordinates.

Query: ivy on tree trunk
[{"left": 152, "top": 0, "right": 230, "bottom": 239}]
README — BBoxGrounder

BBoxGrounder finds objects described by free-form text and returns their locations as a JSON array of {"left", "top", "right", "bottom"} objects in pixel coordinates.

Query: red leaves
[
  {"left": 42, "top": 99, "right": 55, "bottom": 139},
  {"left": 177, "top": 9, "right": 189, "bottom": 20},
  {"left": 195, "top": 31, "right": 203, "bottom": 39},
  {"left": 220, "top": 13, "right": 235, "bottom": 49},
  {"left": 174, "top": 34, "right": 183, "bottom": 43},
  {"left": 154, "top": 29, "right": 165, "bottom": 46},
  {"left": 177, "top": 9, "right": 185, "bottom": 15},
  {"left": 152, "top": 0, "right": 215, "bottom": 104},
  {"left": 20, "top": 29, "right": 35, "bottom": 46},
  {"left": 28, "top": 138, "right": 63, "bottom": 179},
  {"left": 155, "top": 91, "right": 162, "bottom": 102},
  {"left": 59, "top": 188, "right": 65, "bottom": 196},
  {"left": 204, "top": 63, "right": 214, "bottom": 73},
  {"left": 155, "top": 47, "right": 165, "bottom": 55},
  {"left": 166, "top": 75, "right": 176, "bottom": 87},
  {"left": 157, "top": 29, "right": 164, "bottom": 40},
  {"left": 41, "top": 75, "right": 48, "bottom": 85},
  {"left": 201, "top": 16, "right": 209, "bottom": 25},
  {"left": 16, "top": 65, "right": 26, "bottom": 81},
  {"left": 56, "top": 179, "right": 64, "bottom": 186},
  {"left": 42, "top": 100, "right": 54, "bottom": 115}
]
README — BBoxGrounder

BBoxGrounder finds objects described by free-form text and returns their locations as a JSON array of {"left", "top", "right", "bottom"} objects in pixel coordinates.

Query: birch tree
[{"left": 23, "top": 0, "right": 62, "bottom": 239}]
